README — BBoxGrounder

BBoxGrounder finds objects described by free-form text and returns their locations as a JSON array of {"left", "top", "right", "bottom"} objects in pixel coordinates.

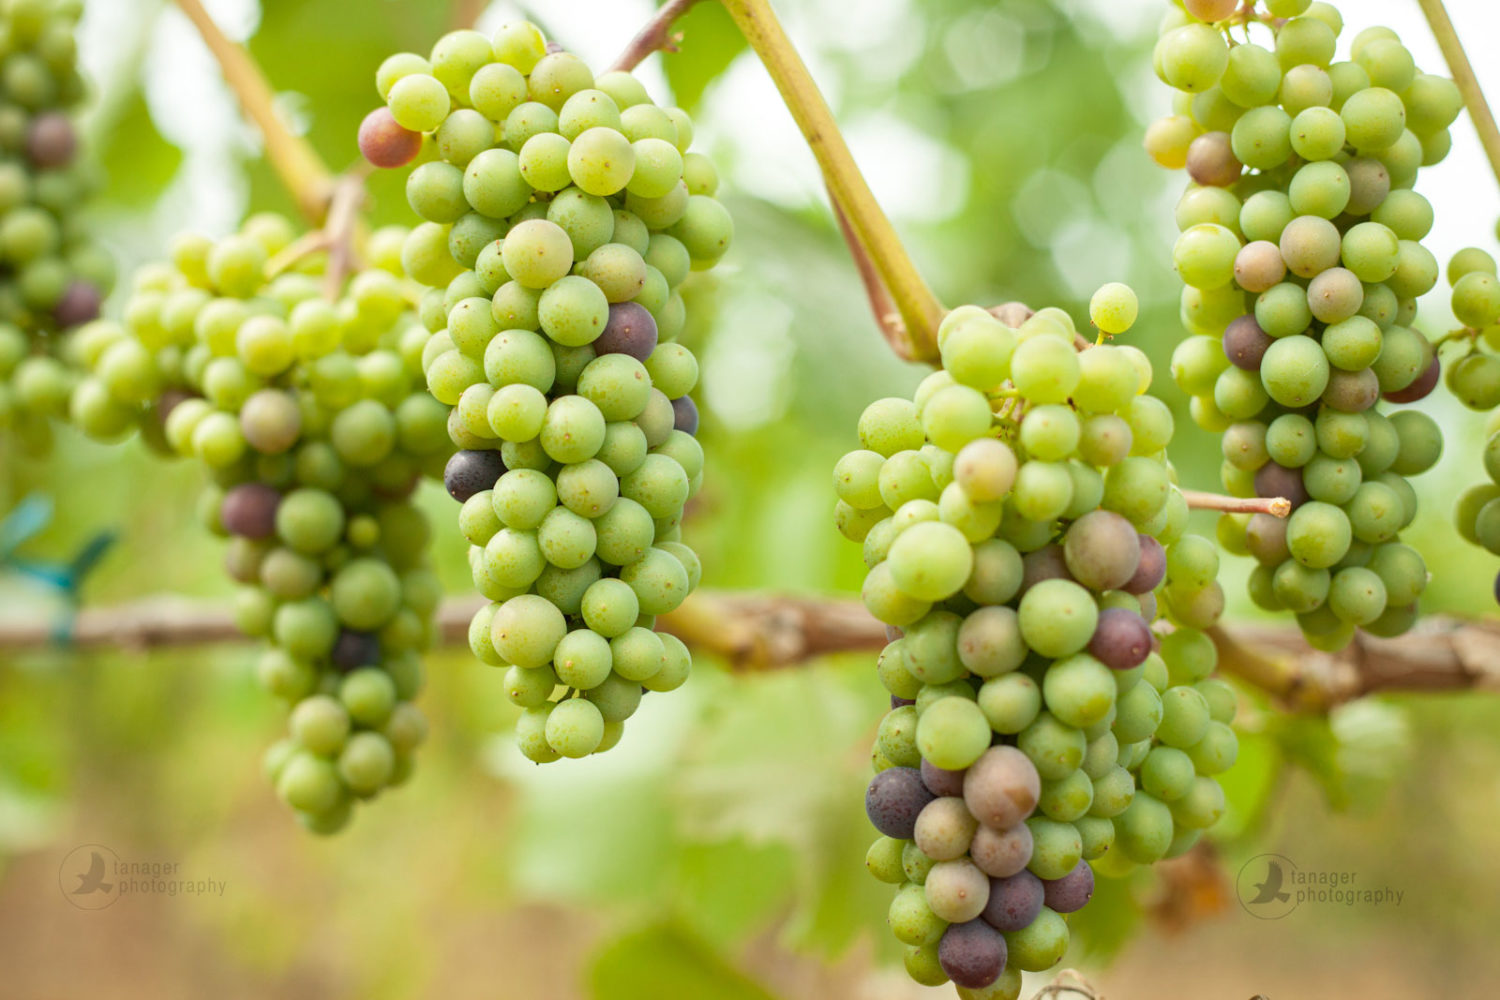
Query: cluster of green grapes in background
[
  {"left": 839, "top": 290, "right": 1236, "bottom": 998},
  {"left": 0, "top": 0, "right": 115, "bottom": 454},
  {"left": 1442, "top": 244, "right": 1500, "bottom": 603},
  {"left": 359, "top": 22, "right": 728, "bottom": 763},
  {"left": 70, "top": 218, "right": 453, "bottom": 833},
  {"left": 1148, "top": 0, "right": 1448, "bottom": 649}
]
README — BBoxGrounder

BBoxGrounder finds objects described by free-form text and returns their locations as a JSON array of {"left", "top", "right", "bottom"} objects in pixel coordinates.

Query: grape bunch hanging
[
  {"left": 1149, "top": 0, "right": 1450, "bottom": 649},
  {"left": 72, "top": 218, "right": 452, "bottom": 834},
  {"left": 360, "top": 23, "right": 729, "bottom": 762},
  {"left": 1442, "top": 245, "right": 1500, "bottom": 604},
  {"left": 839, "top": 296, "right": 1237, "bottom": 998},
  {"left": 0, "top": 0, "right": 115, "bottom": 454}
]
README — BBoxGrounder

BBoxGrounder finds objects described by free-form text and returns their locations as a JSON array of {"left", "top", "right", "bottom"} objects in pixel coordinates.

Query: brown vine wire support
[
  {"left": 608, "top": 0, "right": 706, "bottom": 73},
  {"left": 717, "top": 0, "right": 945, "bottom": 360},
  {"left": 6, "top": 593, "right": 1499, "bottom": 709},
  {"left": 173, "top": 0, "right": 335, "bottom": 224},
  {"left": 1416, "top": 0, "right": 1500, "bottom": 193}
]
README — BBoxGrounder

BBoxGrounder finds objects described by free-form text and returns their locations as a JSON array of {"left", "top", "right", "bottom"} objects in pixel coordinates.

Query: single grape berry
[
  {"left": 444, "top": 449, "right": 507, "bottom": 502},
  {"left": 221, "top": 483, "right": 281, "bottom": 538},
  {"left": 359, "top": 107, "right": 423, "bottom": 168},
  {"left": 594, "top": 301, "right": 659, "bottom": 360}
]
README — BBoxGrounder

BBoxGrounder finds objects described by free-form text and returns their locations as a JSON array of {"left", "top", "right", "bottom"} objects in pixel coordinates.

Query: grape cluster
[
  {"left": 361, "top": 23, "right": 727, "bottom": 762},
  {"left": 0, "top": 0, "right": 115, "bottom": 453},
  {"left": 71, "top": 217, "right": 452, "bottom": 833},
  {"left": 1441, "top": 246, "right": 1500, "bottom": 603},
  {"left": 1149, "top": 1, "right": 1447, "bottom": 648},
  {"left": 839, "top": 296, "right": 1236, "bottom": 996}
]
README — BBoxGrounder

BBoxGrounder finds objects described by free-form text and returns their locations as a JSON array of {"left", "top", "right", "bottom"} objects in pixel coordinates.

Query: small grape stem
[
  {"left": 263, "top": 230, "right": 331, "bottom": 279},
  {"left": 1181, "top": 490, "right": 1291, "bottom": 518},
  {"left": 1416, "top": 0, "right": 1500, "bottom": 192},
  {"left": 718, "top": 0, "right": 946, "bottom": 361},
  {"left": 607, "top": 0, "right": 705, "bottom": 73},
  {"left": 830, "top": 193, "right": 911, "bottom": 359},
  {"left": 320, "top": 170, "right": 371, "bottom": 300},
  {"left": 173, "top": 0, "right": 335, "bottom": 224}
]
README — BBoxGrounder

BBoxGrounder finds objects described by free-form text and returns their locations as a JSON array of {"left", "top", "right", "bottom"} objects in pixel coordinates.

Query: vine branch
[
  {"left": 608, "top": 0, "right": 705, "bottom": 73},
  {"left": 173, "top": 0, "right": 335, "bottom": 224},
  {"left": 717, "top": 0, "right": 945, "bottom": 360},
  {"left": 5, "top": 593, "right": 1499, "bottom": 707},
  {"left": 1416, "top": 0, "right": 1500, "bottom": 192}
]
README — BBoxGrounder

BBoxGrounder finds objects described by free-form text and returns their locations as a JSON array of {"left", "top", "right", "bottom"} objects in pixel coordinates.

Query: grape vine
[
  {"left": 360, "top": 22, "right": 728, "bottom": 762},
  {"left": 0, "top": 0, "right": 113, "bottom": 455},
  {"left": 840, "top": 296, "right": 1236, "bottom": 996}
]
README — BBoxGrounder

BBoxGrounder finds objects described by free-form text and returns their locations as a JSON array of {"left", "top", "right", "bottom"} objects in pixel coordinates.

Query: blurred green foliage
[{"left": 1, "top": 1, "right": 1498, "bottom": 998}]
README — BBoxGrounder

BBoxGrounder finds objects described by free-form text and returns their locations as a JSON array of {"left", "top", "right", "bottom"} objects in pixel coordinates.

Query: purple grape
[
  {"left": 938, "top": 919, "right": 1007, "bottom": 989},
  {"left": 26, "top": 112, "right": 76, "bottom": 168},
  {"left": 1323, "top": 367, "right": 1380, "bottom": 412},
  {"left": 1385, "top": 355, "right": 1440, "bottom": 404},
  {"left": 865, "top": 766, "right": 934, "bottom": 839},
  {"left": 921, "top": 758, "right": 967, "bottom": 798},
  {"left": 332, "top": 630, "right": 381, "bottom": 672},
  {"left": 970, "top": 822, "right": 1033, "bottom": 878},
  {"left": 594, "top": 302, "right": 658, "bottom": 361},
  {"left": 1088, "top": 607, "right": 1153, "bottom": 670},
  {"left": 1123, "top": 534, "right": 1166, "bottom": 594},
  {"left": 1042, "top": 860, "right": 1094, "bottom": 913},
  {"left": 444, "top": 449, "right": 507, "bottom": 502},
  {"left": 1223, "top": 315, "right": 1272, "bottom": 371},
  {"left": 963, "top": 746, "right": 1040, "bottom": 831},
  {"left": 1020, "top": 544, "right": 1071, "bottom": 594},
  {"left": 671, "top": 395, "right": 698, "bottom": 435},
  {"left": 53, "top": 280, "right": 101, "bottom": 327},
  {"left": 220, "top": 483, "right": 281, "bottom": 538},
  {"left": 1254, "top": 461, "right": 1308, "bottom": 509},
  {"left": 981, "top": 869, "right": 1044, "bottom": 932}
]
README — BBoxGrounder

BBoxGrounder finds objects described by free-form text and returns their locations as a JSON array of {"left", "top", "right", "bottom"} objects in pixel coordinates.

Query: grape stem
[
  {"left": 320, "top": 170, "right": 371, "bottom": 300},
  {"left": 9, "top": 593, "right": 1500, "bottom": 708},
  {"left": 717, "top": 0, "right": 946, "bottom": 361},
  {"left": 1416, "top": 0, "right": 1500, "bottom": 193},
  {"left": 173, "top": 0, "right": 335, "bottom": 224},
  {"left": 830, "top": 193, "right": 911, "bottom": 358},
  {"left": 607, "top": 0, "right": 706, "bottom": 73},
  {"left": 1180, "top": 490, "right": 1291, "bottom": 518}
]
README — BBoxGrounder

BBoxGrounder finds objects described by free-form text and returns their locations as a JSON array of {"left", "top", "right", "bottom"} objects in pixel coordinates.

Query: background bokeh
[{"left": 3, "top": 0, "right": 1500, "bottom": 997}]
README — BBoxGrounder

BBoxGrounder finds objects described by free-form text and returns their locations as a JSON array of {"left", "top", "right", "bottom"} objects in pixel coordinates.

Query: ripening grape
[
  {"left": 363, "top": 22, "right": 724, "bottom": 762},
  {"left": 74, "top": 219, "right": 452, "bottom": 834},
  {"left": 0, "top": 1, "right": 114, "bottom": 455},
  {"left": 1148, "top": 2, "right": 1452, "bottom": 646},
  {"left": 843, "top": 293, "right": 1236, "bottom": 989}
]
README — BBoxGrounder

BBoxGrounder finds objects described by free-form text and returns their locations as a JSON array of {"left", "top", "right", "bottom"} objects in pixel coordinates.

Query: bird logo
[
  {"left": 1236, "top": 853, "right": 1298, "bottom": 919},
  {"left": 58, "top": 844, "right": 121, "bottom": 910},
  {"left": 72, "top": 851, "right": 113, "bottom": 895}
]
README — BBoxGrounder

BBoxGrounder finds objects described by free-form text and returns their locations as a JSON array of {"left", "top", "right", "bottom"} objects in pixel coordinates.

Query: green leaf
[
  {"left": 671, "top": 839, "right": 796, "bottom": 950},
  {"left": 589, "top": 921, "right": 782, "bottom": 1000},
  {"left": 661, "top": 2, "right": 746, "bottom": 113}
]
